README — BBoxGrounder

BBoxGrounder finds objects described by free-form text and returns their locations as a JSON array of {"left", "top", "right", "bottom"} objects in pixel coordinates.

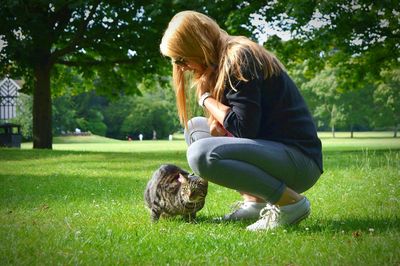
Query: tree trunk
[
  {"left": 350, "top": 124, "right": 354, "bottom": 138},
  {"left": 32, "top": 60, "right": 52, "bottom": 149},
  {"left": 332, "top": 124, "right": 335, "bottom": 138},
  {"left": 395, "top": 124, "right": 398, "bottom": 138}
]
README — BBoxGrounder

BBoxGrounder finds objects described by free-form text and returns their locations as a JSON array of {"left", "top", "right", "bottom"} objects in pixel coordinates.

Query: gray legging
[{"left": 185, "top": 117, "right": 321, "bottom": 204}]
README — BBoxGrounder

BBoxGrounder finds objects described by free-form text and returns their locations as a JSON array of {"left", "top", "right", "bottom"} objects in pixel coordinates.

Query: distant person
[
  {"left": 153, "top": 130, "right": 157, "bottom": 140},
  {"left": 160, "top": 11, "right": 323, "bottom": 231},
  {"left": 139, "top": 134, "right": 143, "bottom": 141},
  {"left": 169, "top": 134, "right": 173, "bottom": 141}
]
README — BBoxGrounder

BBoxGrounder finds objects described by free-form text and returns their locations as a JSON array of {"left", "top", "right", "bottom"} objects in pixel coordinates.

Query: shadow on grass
[
  {"left": 0, "top": 148, "right": 189, "bottom": 177},
  {"left": 148, "top": 214, "right": 255, "bottom": 229},
  {"left": 166, "top": 215, "right": 400, "bottom": 232},
  {"left": 0, "top": 148, "right": 186, "bottom": 161}
]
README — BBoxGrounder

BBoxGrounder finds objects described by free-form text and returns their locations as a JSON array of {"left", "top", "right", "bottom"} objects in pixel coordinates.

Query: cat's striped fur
[{"left": 144, "top": 164, "right": 208, "bottom": 222}]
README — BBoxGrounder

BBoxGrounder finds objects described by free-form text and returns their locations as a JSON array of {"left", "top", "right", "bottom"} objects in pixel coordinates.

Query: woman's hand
[{"left": 208, "top": 116, "right": 227, "bottom": 136}]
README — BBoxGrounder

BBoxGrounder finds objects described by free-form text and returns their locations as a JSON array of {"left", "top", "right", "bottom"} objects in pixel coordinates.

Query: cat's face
[
  {"left": 156, "top": 165, "right": 189, "bottom": 193},
  {"left": 179, "top": 174, "right": 208, "bottom": 202}
]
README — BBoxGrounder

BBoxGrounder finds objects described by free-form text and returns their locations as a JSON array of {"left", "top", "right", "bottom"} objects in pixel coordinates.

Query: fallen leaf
[{"left": 352, "top": 230, "right": 362, "bottom": 238}]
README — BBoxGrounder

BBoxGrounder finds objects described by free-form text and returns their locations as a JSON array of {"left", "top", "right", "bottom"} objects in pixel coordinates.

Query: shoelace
[{"left": 258, "top": 204, "right": 280, "bottom": 225}]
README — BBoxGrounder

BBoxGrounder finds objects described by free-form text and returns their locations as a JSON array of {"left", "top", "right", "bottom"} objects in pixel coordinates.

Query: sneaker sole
[
  {"left": 219, "top": 216, "right": 261, "bottom": 222},
  {"left": 289, "top": 208, "right": 310, "bottom": 225}
]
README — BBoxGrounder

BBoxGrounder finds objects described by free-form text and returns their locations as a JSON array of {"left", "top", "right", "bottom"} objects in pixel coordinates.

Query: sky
[{"left": 250, "top": 13, "right": 292, "bottom": 44}]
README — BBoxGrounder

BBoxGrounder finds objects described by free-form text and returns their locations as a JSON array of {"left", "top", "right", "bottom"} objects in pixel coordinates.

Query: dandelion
[
  {"left": 74, "top": 230, "right": 81, "bottom": 239},
  {"left": 369, "top": 228, "right": 374, "bottom": 233}
]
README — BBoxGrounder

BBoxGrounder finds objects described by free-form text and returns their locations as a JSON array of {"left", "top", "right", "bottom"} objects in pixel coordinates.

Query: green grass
[
  {"left": 21, "top": 134, "right": 188, "bottom": 153},
  {"left": 319, "top": 131, "right": 400, "bottom": 151},
  {"left": 1, "top": 132, "right": 400, "bottom": 265},
  {"left": 20, "top": 131, "right": 400, "bottom": 153}
]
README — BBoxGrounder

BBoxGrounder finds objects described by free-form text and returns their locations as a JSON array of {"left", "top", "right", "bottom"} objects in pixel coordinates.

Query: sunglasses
[{"left": 172, "top": 57, "right": 187, "bottom": 67}]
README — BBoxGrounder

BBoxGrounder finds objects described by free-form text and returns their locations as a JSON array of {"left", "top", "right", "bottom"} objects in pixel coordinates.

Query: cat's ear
[{"left": 178, "top": 173, "right": 188, "bottom": 183}]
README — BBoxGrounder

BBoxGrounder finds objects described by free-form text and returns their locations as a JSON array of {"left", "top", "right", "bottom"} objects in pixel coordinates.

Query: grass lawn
[{"left": 1, "top": 132, "right": 399, "bottom": 265}]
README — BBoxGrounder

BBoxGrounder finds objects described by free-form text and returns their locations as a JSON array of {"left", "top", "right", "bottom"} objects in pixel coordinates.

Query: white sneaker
[
  {"left": 220, "top": 201, "right": 267, "bottom": 221},
  {"left": 246, "top": 197, "right": 311, "bottom": 231}
]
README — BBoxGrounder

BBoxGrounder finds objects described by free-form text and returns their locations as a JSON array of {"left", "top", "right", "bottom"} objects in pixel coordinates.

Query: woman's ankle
[
  {"left": 240, "top": 192, "right": 266, "bottom": 203},
  {"left": 275, "top": 187, "right": 303, "bottom": 207}
]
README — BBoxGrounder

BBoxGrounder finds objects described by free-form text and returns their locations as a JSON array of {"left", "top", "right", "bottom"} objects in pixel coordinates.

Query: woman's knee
[
  {"left": 184, "top": 117, "right": 210, "bottom": 145},
  {"left": 187, "top": 139, "right": 211, "bottom": 176},
  {"left": 295, "top": 161, "right": 321, "bottom": 193}
]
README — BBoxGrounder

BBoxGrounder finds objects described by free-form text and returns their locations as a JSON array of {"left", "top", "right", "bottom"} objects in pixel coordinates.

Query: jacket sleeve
[{"left": 222, "top": 77, "right": 263, "bottom": 139}]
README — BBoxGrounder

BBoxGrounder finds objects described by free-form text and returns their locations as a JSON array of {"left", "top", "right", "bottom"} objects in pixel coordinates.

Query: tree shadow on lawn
[
  {"left": 0, "top": 148, "right": 187, "bottom": 163},
  {"left": 0, "top": 149, "right": 188, "bottom": 175}
]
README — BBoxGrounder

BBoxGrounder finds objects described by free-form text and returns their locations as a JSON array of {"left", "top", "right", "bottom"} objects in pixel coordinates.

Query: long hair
[{"left": 160, "top": 11, "right": 284, "bottom": 126}]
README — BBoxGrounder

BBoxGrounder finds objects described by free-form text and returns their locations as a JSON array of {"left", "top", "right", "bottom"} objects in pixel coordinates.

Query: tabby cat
[{"left": 144, "top": 164, "right": 208, "bottom": 222}]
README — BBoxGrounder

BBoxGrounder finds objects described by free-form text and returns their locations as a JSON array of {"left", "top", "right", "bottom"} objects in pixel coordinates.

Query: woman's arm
[
  {"left": 203, "top": 98, "right": 230, "bottom": 136},
  {"left": 203, "top": 97, "right": 230, "bottom": 126},
  {"left": 201, "top": 79, "right": 262, "bottom": 138}
]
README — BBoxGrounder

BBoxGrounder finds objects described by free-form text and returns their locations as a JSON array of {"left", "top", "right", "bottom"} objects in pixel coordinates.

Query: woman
[{"left": 160, "top": 11, "right": 323, "bottom": 231}]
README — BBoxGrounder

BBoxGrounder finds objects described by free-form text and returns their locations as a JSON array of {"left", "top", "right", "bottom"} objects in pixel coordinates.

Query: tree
[
  {"left": 103, "top": 96, "right": 136, "bottom": 139},
  {"left": 374, "top": 68, "right": 400, "bottom": 137},
  {"left": 52, "top": 94, "right": 78, "bottom": 135},
  {"left": 301, "top": 67, "right": 346, "bottom": 136},
  {"left": 0, "top": 1, "right": 161, "bottom": 147},
  {"left": 229, "top": 1, "right": 400, "bottom": 80},
  {"left": 340, "top": 82, "right": 375, "bottom": 137},
  {"left": 73, "top": 91, "right": 108, "bottom": 135},
  {"left": 120, "top": 94, "right": 179, "bottom": 140},
  {"left": 0, "top": 1, "right": 250, "bottom": 148}
]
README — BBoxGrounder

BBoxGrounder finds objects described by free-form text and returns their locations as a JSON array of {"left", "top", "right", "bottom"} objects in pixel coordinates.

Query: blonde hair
[{"left": 160, "top": 10, "right": 284, "bottom": 126}]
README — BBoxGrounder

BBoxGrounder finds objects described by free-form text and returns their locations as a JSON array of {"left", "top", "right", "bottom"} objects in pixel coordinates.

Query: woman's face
[{"left": 173, "top": 58, "right": 205, "bottom": 73}]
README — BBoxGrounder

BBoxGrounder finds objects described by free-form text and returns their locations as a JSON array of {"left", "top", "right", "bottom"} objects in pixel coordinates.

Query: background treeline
[
  {"left": 13, "top": 64, "right": 399, "bottom": 140},
  {"left": 291, "top": 65, "right": 400, "bottom": 138},
  {"left": 13, "top": 82, "right": 182, "bottom": 140}
]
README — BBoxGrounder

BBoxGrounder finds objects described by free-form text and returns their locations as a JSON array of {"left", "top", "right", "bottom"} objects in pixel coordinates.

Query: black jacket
[{"left": 223, "top": 70, "right": 323, "bottom": 172}]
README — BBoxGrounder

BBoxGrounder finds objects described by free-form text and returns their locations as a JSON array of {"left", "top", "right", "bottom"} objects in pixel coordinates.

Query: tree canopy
[
  {"left": 234, "top": 1, "right": 399, "bottom": 77},
  {"left": 0, "top": 0, "right": 250, "bottom": 148}
]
